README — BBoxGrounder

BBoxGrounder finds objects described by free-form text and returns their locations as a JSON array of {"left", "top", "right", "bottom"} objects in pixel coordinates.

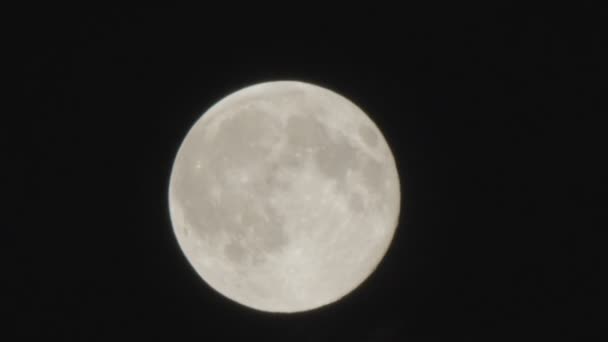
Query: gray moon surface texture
[{"left": 168, "top": 81, "right": 401, "bottom": 313}]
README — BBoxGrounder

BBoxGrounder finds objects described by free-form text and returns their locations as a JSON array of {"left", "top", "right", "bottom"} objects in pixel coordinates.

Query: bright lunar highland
[{"left": 169, "top": 81, "right": 400, "bottom": 312}]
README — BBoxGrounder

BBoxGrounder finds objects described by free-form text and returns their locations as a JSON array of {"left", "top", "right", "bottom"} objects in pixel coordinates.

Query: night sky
[{"left": 10, "top": 5, "right": 605, "bottom": 338}]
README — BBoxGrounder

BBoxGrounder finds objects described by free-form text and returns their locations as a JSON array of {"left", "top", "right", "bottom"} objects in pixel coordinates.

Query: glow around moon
[{"left": 168, "top": 81, "right": 400, "bottom": 313}]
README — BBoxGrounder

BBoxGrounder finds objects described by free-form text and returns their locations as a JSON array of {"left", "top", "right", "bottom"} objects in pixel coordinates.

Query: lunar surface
[{"left": 168, "top": 81, "right": 400, "bottom": 312}]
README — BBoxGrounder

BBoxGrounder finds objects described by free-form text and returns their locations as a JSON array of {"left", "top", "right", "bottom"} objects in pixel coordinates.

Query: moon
[{"left": 168, "top": 81, "right": 400, "bottom": 313}]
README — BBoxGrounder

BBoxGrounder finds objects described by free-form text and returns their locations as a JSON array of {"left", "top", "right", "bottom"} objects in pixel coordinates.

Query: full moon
[{"left": 168, "top": 81, "right": 400, "bottom": 313}]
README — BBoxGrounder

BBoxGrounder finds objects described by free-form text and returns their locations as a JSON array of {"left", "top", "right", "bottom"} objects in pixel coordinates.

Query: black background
[{"left": 10, "top": 5, "right": 606, "bottom": 338}]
